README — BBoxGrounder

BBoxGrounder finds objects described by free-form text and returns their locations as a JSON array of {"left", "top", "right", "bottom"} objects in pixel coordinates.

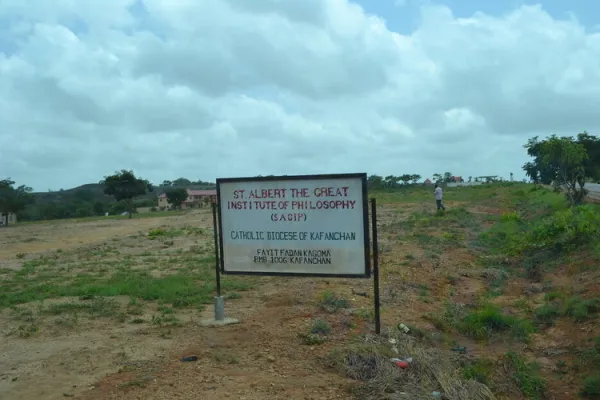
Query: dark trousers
[{"left": 436, "top": 199, "right": 445, "bottom": 210}]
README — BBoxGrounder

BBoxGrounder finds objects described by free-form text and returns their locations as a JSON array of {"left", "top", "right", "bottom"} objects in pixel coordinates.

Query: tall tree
[
  {"left": 576, "top": 131, "right": 600, "bottom": 182},
  {"left": 101, "top": 170, "right": 153, "bottom": 218},
  {"left": 0, "top": 179, "right": 34, "bottom": 226},
  {"left": 165, "top": 188, "right": 189, "bottom": 210},
  {"left": 523, "top": 135, "right": 588, "bottom": 205},
  {"left": 432, "top": 173, "right": 442, "bottom": 183},
  {"left": 523, "top": 136, "right": 556, "bottom": 184},
  {"left": 443, "top": 172, "right": 453, "bottom": 183}
]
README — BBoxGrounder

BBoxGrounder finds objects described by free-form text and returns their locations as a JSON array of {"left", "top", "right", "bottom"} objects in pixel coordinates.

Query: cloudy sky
[{"left": 1, "top": 0, "right": 599, "bottom": 191}]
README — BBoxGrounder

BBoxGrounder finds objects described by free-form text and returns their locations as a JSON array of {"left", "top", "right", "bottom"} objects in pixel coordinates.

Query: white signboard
[{"left": 217, "top": 173, "right": 370, "bottom": 277}]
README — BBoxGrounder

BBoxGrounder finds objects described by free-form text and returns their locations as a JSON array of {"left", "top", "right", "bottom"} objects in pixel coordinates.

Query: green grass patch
[
  {"left": 437, "top": 302, "right": 534, "bottom": 341},
  {"left": 462, "top": 358, "right": 494, "bottom": 385},
  {"left": 318, "top": 290, "right": 350, "bottom": 313},
  {"left": 505, "top": 351, "right": 546, "bottom": 399},
  {"left": 580, "top": 375, "right": 600, "bottom": 398},
  {"left": 533, "top": 293, "right": 600, "bottom": 326},
  {"left": 1, "top": 264, "right": 251, "bottom": 310},
  {"left": 459, "top": 304, "right": 534, "bottom": 340}
]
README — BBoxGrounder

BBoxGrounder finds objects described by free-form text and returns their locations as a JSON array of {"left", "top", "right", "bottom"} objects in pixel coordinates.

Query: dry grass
[{"left": 324, "top": 329, "right": 495, "bottom": 400}]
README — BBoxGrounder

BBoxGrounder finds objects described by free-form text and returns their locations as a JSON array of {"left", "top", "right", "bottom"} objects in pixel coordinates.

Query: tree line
[
  {"left": 0, "top": 172, "right": 215, "bottom": 224},
  {"left": 2, "top": 131, "right": 598, "bottom": 225}
]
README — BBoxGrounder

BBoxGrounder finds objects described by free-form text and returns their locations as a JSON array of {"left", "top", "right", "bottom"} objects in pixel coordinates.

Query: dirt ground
[
  {"left": 1, "top": 194, "right": 598, "bottom": 399},
  {"left": 0, "top": 211, "right": 371, "bottom": 400}
]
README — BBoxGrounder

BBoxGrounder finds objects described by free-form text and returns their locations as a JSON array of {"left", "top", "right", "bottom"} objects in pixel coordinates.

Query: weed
[
  {"left": 151, "top": 313, "right": 179, "bottom": 326},
  {"left": 500, "top": 211, "right": 522, "bottom": 222},
  {"left": 298, "top": 332, "right": 327, "bottom": 345},
  {"left": 533, "top": 295, "right": 600, "bottom": 325},
  {"left": 356, "top": 308, "right": 375, "bottom": 322},
  {"left": 212, "top": 351, "right": 239, "bottom": 364},
  {"left": 462, "top": 358, "right": 494, "bottom": 385},
  {"left": 565, "top": 297, "right": 600, "bottom": 322},
  {"left": 16, "top": 252, "right": 26, "bottom": 259},
  {"left": 458, "top": 304, "right": 534, "bottom": 340},
  {"left": 324, "top": 333, "right": 494, "bottom": 399},
  {"left": 581, "top": 375, "right": 600, "bottom": 397},
  {"left": 310, "top": 319, "right": 331, "bottom": 335},
  {"left": 319, "top": 290, "right": 350, "bottom": 313},
  {"left": 532, "top": 303, "right": 561, "bottom": 327},
  {"left": 505, "top": 351, "right": 546, "bottom": 399},
  {"left": 44, "top": 297, "right": 120, "bottom": 318}
]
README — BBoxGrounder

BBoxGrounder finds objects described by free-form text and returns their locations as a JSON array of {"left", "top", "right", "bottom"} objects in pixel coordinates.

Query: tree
[
  {"left": 509, "top": 172, "right": 514, "bottom": 182},
  {"left": 367, "top": 175, "right": 384, "bottom": 190},
  {"left": 172, "top": 178, "right": 192, "bottom": 186},
  {"left": 468, "top": 176, "right": 473, "bottom": 183},
  {"left": 161, "top": 180, "right": 173, "bottom": 187},
  {"left": 523, "top": 137, "right": 556, "bottom": 184},
  {"left": 165, "top": 188, "right": 188, "bottom": 210},
  {"left": 523, "top": 135, "right": 588, "bottom": 206},
  {"left": 432, "top": 173, "right": 442, "bottom": 183},
  {"left": 101, "top": 170, "right": 153, "bottom": 218},
  {"left": 410, "top": 174, "right": 421, "bottom": 184},
  {"left": 576, "top": 131, "right": 600, "bottom": 182},
  {"left": 399, "top": 174, "right": 412, "bottom": 185},
  {"left": 443, "top": 172, "right": 453, "bottom": 183},
  {"left": 0, "top": 179, "right": 34, "bottom": 226},
  {"left": 384, "top": 175, "right": 399, "bottom": 188}
]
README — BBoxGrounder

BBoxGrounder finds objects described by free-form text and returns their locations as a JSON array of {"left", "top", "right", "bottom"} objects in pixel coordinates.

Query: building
[
  {"left": 158, "top": 189, "right": 217, "bottom": 210},
  {"left": 424, "top": 178, "right": 432, "bottom": 185},
  {"left": 451, "top": 176, "right": 464, "bottom": 183},
  {"left": 0, "top": 212, "right": 17, "bottom": 226}
]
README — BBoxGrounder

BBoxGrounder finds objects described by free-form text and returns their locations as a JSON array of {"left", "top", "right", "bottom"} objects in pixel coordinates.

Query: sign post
[
  {"left": 370, "top": 198, "right": 381, "bottom": 334},
  {"left": 217, "top": 173, "right": 370, "bottom": 277},
  {"left": 205, "top": 173, "right": 380, "bottom": 331}
]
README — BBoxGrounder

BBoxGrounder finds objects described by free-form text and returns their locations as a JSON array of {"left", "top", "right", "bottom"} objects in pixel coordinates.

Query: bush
[
  {"left": 581, "top": 375, "right": 600, "bottom": 397},
  {"left": 532, "top": 295, "right": 600, "bottom": 326},
  {"left": 513, "top": 205, "right": 600, "bottom": 255},
  {"left": 318, "top": 290, "right": 350, "bottom": 313}
]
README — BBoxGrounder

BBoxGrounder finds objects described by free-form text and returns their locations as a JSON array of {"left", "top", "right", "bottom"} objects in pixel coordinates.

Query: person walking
[{"left": 434, "top": 184, "right": 445, "bottom": 211}]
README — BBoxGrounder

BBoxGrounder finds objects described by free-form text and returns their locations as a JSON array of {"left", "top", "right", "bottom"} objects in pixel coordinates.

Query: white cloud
[{"left": 1, "top": 0, "right": 599, "bottom": 190}]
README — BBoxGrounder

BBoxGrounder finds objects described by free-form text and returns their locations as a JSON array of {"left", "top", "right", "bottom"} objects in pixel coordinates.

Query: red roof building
[{"left": 158, "top": 189, "right": 217, "bottom": 209}]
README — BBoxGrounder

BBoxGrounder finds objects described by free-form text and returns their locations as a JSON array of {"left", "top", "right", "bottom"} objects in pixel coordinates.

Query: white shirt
[{"left": 434, "top": 187, "right": 443, "bottom": 200}]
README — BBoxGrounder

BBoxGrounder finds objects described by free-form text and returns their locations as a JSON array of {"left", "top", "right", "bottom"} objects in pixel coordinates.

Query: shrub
[
  {"left": 581, "top": 375, "right": 600, "bottom": 397},
  {"left": 532, "top": 295, "right": 600, "bottom": 326},
  {"left": 513, "top": 205, "right": 600, "bottom": 255},
  {"left": 318, "top": 290, "right": 350, "bottom": 313}
]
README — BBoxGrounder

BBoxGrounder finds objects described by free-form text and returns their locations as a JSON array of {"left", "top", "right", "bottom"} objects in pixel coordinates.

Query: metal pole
[
  {"left": 211, "top": 201, "right": 221, "bottom": 297},
  {"left": 371, "top": 198, "right": 381, "bottom": 335}
]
